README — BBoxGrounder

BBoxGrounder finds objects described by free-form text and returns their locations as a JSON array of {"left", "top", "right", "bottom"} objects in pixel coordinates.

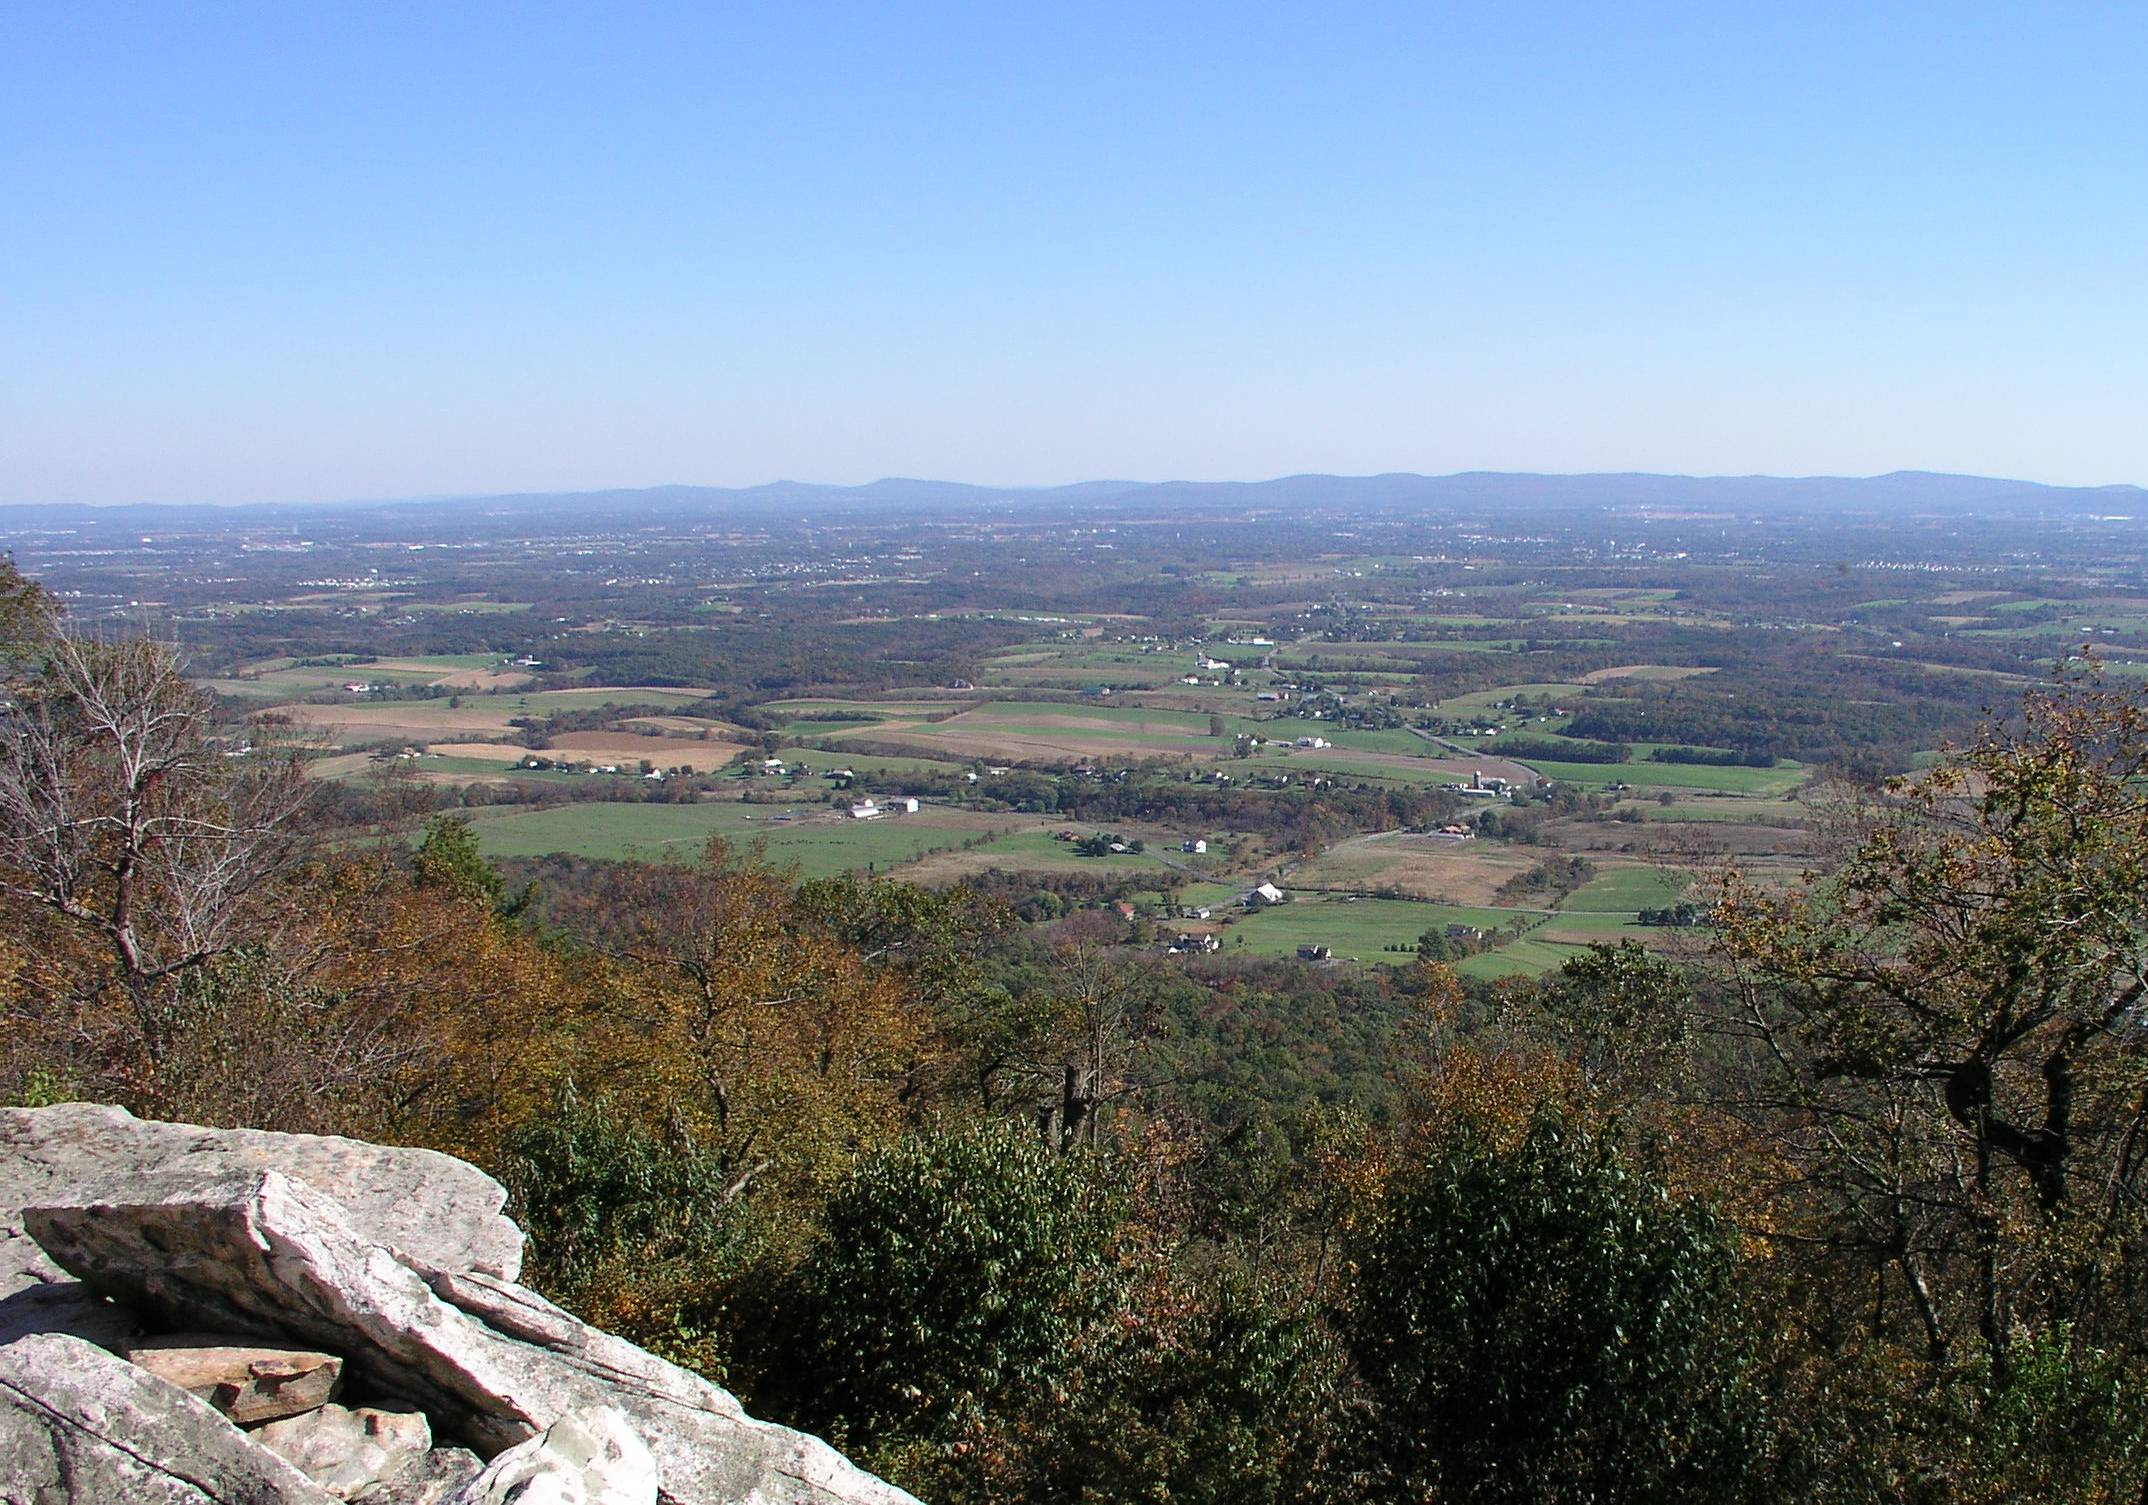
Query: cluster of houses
[
  {"left": 756, "top": 756, "right": 865, "bottom": 782},
  {"left": 847, "top": 796, "right": 921, "bottom": 820},
  {"left": 1440, "top": 769, "right": 1514, "bottom": 799},
  {"left": 515, "top": 753, "right": 667, "bottom": 781}
]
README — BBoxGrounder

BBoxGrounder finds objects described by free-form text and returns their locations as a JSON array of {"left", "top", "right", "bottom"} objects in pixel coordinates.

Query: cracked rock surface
[{"left": 0, "top": 1105, "right": 918, "bottom": 1505}]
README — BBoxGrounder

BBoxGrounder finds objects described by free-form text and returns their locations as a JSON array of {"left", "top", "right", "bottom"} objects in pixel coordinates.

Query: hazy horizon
[{"left": 8, "top": 465, "right": 2145, "bottom": 518}]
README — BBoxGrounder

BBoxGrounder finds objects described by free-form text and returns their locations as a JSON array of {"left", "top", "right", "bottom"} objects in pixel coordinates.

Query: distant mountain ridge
[{"left": 2, "top": 470, "right": 2142, "bottom": 533}]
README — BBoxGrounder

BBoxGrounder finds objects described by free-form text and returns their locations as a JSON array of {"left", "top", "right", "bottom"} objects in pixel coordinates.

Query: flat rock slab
[
  {"left": 25, "top": 1171, "right": 920, "bottom": 1505},
  {"left": 0, "top": 1103, "right": 523, "bottom": 1285},
  {"left": 0, "top": 1330, "right": 337, "bottom": 1505},
  {"left": 125, "top": 1334, "right": 343, "bottom": 1424}
]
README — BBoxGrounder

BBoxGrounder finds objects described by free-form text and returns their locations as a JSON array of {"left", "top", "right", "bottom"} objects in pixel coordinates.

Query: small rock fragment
[{"left": 125, "top": 1331, "right": 344, "bottom": 1423}]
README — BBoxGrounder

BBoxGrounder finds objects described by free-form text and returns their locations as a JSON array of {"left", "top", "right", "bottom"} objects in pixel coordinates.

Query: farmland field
[
  {"left": 1454, "top": 939, "right": 1595, "bottom": 981},
  {"left": 1226, "top": 894, "right": 1521, "bottom": 960},
  {"left": 828, "top": 702, "right": 1238, "bottom": 762},
  {"left": 1512, "top": 757, "right": 1809, "bottom": 794},
  {"left": 546, "top": 731, "right": 748, "bottom": 771},
  {"left": 462, "top": 800, "right": 1021, "bottom": 875},
  {"left": 259, "top": 687, "right": 717, "bottom": 747},
  {"left": 893, "top": 826, "right": 1194, "bottom": 882},
  {"left": 1287, "top": 834, "right": 1543, "bottom": 905},
  {"left": 1560, "top": 866, "right": 1692, "bottom": 911}
]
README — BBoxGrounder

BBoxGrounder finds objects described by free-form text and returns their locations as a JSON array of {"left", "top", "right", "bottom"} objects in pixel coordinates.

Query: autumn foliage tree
[{"left": 1712, "top": 672, "right": 2148, "bottom": 1493}]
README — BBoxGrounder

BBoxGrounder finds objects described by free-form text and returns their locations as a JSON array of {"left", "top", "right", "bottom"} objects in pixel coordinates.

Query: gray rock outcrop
[
  {"left": 1, "top": 1103, "right": 524, "bottom": 1353},
  {"left": 446, "top": 1406, "right": 657, "bottom": 1505},
  {"left": 0, "top": 1104, "right": 917, "bottom": 1505},
  {"left": 251, "top": 1403, "right": 443, "bottom": 1499},
  {"left": 0, "top": 1103, "right": 524, "bottom": 1284}
]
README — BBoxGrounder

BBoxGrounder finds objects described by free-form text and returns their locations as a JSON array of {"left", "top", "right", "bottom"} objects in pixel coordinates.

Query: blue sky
[{"left": 3, "top": 3, "right": 2143, "bottom": 504}]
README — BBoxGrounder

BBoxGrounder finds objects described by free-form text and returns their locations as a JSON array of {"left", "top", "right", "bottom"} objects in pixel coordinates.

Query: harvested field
[
  {"left": 831, "top": 705, "right": 1222, "bottom": 763},
  {"left": 1287, "top": 834, "right": 1543, "bottom": 905},
  {"left": 547, "top": 731, "right": 748, "bottom": 771},
  {"left": 264, "top": 703, "right": 526, "bottom": 744}
]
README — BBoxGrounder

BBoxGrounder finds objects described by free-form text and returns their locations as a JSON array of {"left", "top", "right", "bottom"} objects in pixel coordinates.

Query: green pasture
[
  {"left": 381, "top": 653, "right": 507, "bottom": 669},
  {"left": 792, "top": 751, "right": 977, "bottom": 779},
  {"left": 956, "top": 700, "right": 1227, "bottom": 732},
  {"left": 985, "top": 666, "right": 1190, "bottom": 689},
  {"left": 943, "top": 829, "right": 1179, "bottom": 874},
  {"left": 461, "top": 801, "right": 1003, "bottom": 876},
  {"left": 1990, "top": 597, "right": 2073, "bottom": 614},
  {"left": 1561, "top": 867, "right": 1692, "bottom": 912},
  {"left": 1611, "top": 796, "right": 1809, "bottom": 824},
  {"left": 1374, "top": 614, "right": 1515, "bottom": 629},
  {"left": 1174, "top": 880, "right": 1246, "bottom": 909},
  {"left": 1433, "top": 683, "right": 1588, "bottom": 715},
  {"left": 202, "top": 654, "right": 504, "bottom": 699},
  {"left": 1249, "top": 750, "right": 1453, "bottom": 786},
  {"left": 1307, "top": 725, "right": 1436, "bottom": 755},
  {"left": 1226, "top": 895, "right": 1519, "bottom": 960},
  {"left": 1453, "top": 940, "right": 1593, "bottom": 981},
  {"left": 1520, "top": 757, "right": 1807, "bottom": 794}
]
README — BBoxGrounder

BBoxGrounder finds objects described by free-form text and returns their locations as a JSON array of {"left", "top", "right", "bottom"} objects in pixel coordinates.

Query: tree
[
  {"left": 0, "top": 603, "right": 313, "bottom": 1105},
  {"left": 411, "top": 812, "right": 532, "bottom": 919},
  {"left": 1524, "top": 940, "right": 1694, "bottom": 1096},
  {"left": 1715, "top": 675, "right": 2148, "bottom": 1383},
  {"left": 412, "top": 813, "right": 502, "bottom": 904},
  {"left": 501, "top": 1083, "right": 754, "bottom": 1375},
  {"left": 784, "top": 1123, "right": 1127, "bottom": 1471},
  {"left": 1343, "top": 1115, "right": 1762, "bottom": 1503},
  {"left": 1024, "top": 937, "right": 1168, "bottom": 1152},
  {"left": 553, "top": 839, "right": 929, "bottom": 1197}
]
